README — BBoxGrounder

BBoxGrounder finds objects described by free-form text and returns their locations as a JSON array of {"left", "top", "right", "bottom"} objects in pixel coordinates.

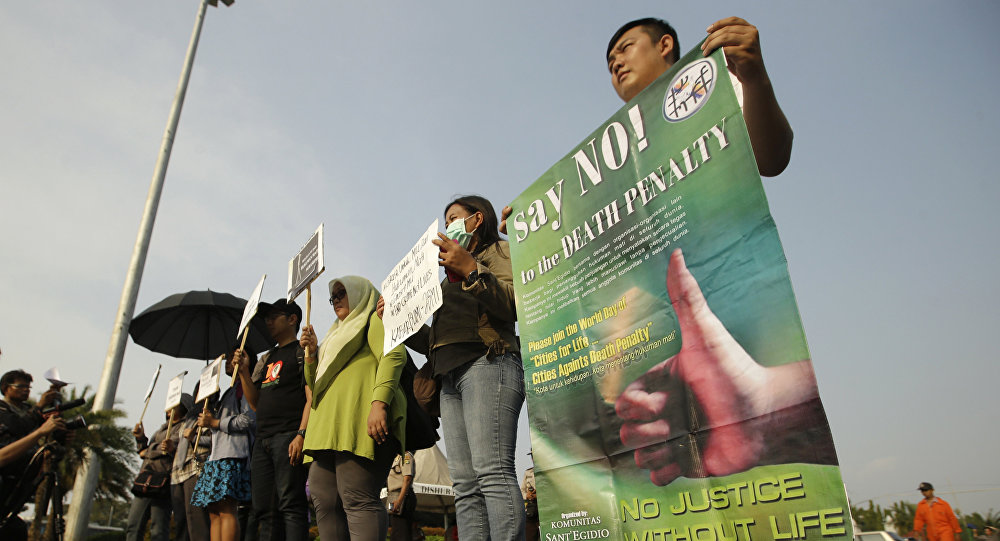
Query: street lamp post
[{"left": 63, "top": 1, "right": 231, "bottom": 539}]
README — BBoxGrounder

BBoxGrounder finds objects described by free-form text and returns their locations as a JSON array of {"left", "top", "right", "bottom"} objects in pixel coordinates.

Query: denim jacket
[{"left": 208, "top": 384, "right": 255, "bottom": 461}]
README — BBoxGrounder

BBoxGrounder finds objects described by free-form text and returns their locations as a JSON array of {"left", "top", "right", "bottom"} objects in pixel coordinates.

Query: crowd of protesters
[
  {"left": 120, "top": 193, "right": 516, "bottom": 541},
  {"left": 0, "top": 13, "right": 809, "bottom": 541}
]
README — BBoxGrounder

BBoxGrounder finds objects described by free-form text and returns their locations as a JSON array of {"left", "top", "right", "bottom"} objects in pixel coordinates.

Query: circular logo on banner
[{"left": 662, "top": 58, "right": 717, "bottom": 122}]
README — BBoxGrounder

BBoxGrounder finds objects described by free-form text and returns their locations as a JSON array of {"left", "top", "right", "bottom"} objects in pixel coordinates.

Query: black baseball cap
[
  {"left": 918, "top": 482, "right": 934, "bottom": 491},
  {"left": 258, "top": 298, "right": 302, "bottom": 321}
]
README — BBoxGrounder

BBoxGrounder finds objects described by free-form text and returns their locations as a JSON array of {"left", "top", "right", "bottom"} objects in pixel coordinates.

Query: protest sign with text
[
  {"left": 287, "top": 224, "right": 325, "bottom": 302},
  {"left": 509, "top": 44, "right": 851, "bottom": 541},
  {"left": 196, "top": 356, "right": 224, "bottom": 403},
  {"left": 381, "top": 220, "right": 443, "bottom": 353},
  {"left": 163, "top": 371, "right": 186, "bottom": 412}
]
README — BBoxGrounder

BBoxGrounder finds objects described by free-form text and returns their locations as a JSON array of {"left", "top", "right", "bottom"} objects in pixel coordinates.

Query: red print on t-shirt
[{"left": 262, "top": 360, "right": 282, "bottom": 386}]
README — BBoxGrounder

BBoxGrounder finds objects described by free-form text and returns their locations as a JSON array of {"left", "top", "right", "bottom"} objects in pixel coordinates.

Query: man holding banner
[
  {"left": 502, "top": 16, "right": 795, "bottom": 232},
  {"left": 602, "top": 15, "right": 835, "bottom": 485},
  {"left": 606, "top": 16, "right": 792, "bottom": 176},
  {"left": 503, "top": 13, "right": 850, "bottom": 541}
]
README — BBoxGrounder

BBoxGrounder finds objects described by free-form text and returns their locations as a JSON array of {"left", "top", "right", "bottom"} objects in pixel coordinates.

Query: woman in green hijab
[{"left": 298, "top": 275, "right": 406, "bottom": 541}]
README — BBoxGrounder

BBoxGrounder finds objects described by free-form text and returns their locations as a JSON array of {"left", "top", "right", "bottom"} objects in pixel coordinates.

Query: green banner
[{"left": 510, "top": 44, "right": 851, "bottom": 541}]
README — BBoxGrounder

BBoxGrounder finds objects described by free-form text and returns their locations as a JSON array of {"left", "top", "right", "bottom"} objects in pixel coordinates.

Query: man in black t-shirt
[{"left": 237, "top": 299, "right": 311, "bottom": 541}]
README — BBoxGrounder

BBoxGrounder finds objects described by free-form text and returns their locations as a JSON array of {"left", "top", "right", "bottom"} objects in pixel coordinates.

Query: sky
[{"left": 2, "top": 0, "right": 998, "bottom": 517}]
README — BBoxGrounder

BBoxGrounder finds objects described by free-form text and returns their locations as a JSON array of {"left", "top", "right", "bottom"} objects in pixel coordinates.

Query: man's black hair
[
  {"left": 444, "top": 195, "right": 502, "bottom": 251},
  {"left": 1, "top": 369, "right": 32, "bottom": 394},
  {"left": 607, "top": 18, "right": 680, "bottom": 65}
]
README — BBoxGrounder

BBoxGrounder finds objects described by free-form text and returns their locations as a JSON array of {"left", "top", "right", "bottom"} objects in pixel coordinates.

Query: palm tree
[
  {"left": 28, "top": 386, "right": 138, "bottom": 541},
  {"left": 957, "top": 509, "right": 1000, "bottom": 536},
  {"left": 886, "top": 500, "right": 917, "bottom": 536},
  {"left": 986, "top": 509, "right": 1000, "bottom": 528},
  {"left": 850, "top": 501, "right": 885, "bottom": 532}
]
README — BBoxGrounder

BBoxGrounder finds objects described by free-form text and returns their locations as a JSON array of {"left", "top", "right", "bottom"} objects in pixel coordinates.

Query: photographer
[{"left": 0, "top": 370, "right": 64, "bottom": 541}]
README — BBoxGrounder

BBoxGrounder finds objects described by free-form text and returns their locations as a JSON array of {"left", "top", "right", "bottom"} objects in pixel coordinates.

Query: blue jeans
[
  {"left": 251, "top": 431, "right": 308, "bottom": 541},
  {"left": 440, "top": 352, "right": 526, "bottom": 541}
]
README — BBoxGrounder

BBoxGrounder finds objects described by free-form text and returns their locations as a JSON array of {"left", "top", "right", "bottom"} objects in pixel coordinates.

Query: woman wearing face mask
[
  {"left": 377, "top": 195, "right": 524, "bottom": 541},
  {"left": 299, "top": 276, "right": 407, "bottom": 541}
]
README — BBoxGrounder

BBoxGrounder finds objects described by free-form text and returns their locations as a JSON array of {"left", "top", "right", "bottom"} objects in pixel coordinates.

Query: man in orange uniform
[{"left": 913, "top": 482, "right": 961, "bottom": 541}]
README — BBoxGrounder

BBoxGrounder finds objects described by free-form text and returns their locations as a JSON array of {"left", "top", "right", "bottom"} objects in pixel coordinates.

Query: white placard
[
  {"left": 287, "top": 223, "right": 325, "bottom": 302},
  {"left": 196, "top": 356, "right": 224, "bottom": 402},
  {"left": 164, "top": 371, "right": 187, "bottom": 412},
  {"left": 143, "top": 364, "right": 161, "bottom": 403},
  {"left": 381, "top": 219, "right": 443, "bottom": 353},
  {"left": 237, "top": 274, "right": 267, "bottom": 340}
]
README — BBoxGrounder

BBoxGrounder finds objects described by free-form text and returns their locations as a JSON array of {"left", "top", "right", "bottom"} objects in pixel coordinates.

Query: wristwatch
[
  {"left": 296, "top": 429, "right": 306, "bottom": 438},
  {"left": 464, "top": 269, "right": 480, "bottom": 286}
]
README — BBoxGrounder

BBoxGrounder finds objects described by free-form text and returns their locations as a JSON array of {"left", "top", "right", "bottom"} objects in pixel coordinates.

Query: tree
[
  {"left": 851, "top": 501, "right": 886, "bottom": 532},
  {"left": 28, "top": 386, "right": 138, "bottom": 541},
  {"left": 957, "top": 509, "right": 1000, "bottom": 537},
  {"left": 886, "top": 500, "right": 917, "bottom": 536}
]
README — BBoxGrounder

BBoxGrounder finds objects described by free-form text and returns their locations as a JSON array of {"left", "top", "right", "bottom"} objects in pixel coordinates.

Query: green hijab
[{"left": 313, "top": 275, "right": 380, "bottom": 397}]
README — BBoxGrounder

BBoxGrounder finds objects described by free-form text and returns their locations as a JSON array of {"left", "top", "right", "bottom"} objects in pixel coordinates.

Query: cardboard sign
[
  {"left": 237, "top": 274, "right": 267, "bottom": 340},
  {"left": 381, "top": 219, "right": 443, "bottom": 353},
  {"left": 143, "top": 364, "right": 161, "bottom": 403},
  {"left": 287, "top": 223, "right": 325, "bottom": 302},
  {"left": 163, "top": 371, "right": 187, "bottom": 412},
  {"left": 196, "top": 356, "right": 224, "bottom": 402}
]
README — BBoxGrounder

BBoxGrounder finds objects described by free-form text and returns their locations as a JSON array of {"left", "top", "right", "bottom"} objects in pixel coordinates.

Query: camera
[
  {"left": 62, "top": 416, "right": 86, "bottom": 430},
  {"left": 40, "top": 398, "right": 87, "bottom": 434},
  {"left": 39, "top": 397, "right": 85, "bottom": 416}
]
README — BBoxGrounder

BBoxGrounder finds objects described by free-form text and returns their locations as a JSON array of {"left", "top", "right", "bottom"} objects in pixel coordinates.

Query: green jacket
[{"left": 303, "top": 312, "right": 406, "bottom": 459}]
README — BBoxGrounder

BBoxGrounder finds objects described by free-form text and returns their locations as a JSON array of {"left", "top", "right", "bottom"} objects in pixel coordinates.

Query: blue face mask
[{"left": 445, "top": 214, "right": 477, "bottom": 249}]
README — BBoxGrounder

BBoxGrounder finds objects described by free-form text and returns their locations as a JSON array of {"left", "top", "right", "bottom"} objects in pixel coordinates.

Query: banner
[
  {"left": 196, "top": 356, "right": 224, "bottom": 403},
  {"left": 509, "top": 44, "right": 850, "bottom": 541},
  {"left": 164, "top": 371, "right": 187, "bottom": 412},
  {"left": 381, "top": 219, "right": 443, "bottom": 353},
  {"left": 287, "top": 223, "right": 325, "bottom": 302}
]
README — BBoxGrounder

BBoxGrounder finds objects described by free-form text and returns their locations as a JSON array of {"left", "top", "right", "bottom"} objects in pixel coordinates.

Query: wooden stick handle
[
  {"left": 163, "top": 407, "right": 178, "bottom": 455},
  {"left": 192, "top": 398, "right": 209, "bottom": 453},
  {"left": 139, "top": 395, "right": 151, "bottom": 425},
  {"left": 305, "top": 286, "right": 312, "bottom": 359},
  {"left": 232, "top": 328, "right": 249, "bottom": 387}
]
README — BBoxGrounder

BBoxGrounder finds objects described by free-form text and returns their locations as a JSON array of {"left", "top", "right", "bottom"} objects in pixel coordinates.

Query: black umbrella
[{"left": 129, "top": 290, "right": 275, "bottom": 360}]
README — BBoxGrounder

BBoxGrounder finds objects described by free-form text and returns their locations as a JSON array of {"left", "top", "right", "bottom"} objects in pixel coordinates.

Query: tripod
[
  {"left": 38, "top": 450, "right": 66, "bottom": 541},
  {"left": 26, "top": 442, "right": 66, "bottom": 541}
]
